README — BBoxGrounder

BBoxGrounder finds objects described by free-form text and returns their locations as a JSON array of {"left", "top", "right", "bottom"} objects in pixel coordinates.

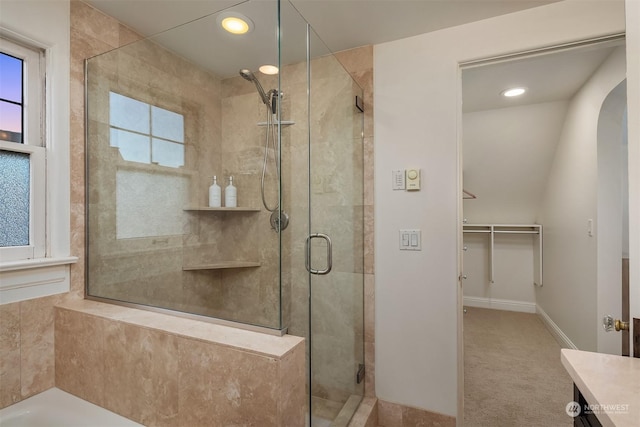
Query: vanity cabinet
[
  {"left": 573, "top": 384, "right": 603, "bottom": 427},
  {"left": 562, "top": 349, "right": 639, "bottom": 427}
]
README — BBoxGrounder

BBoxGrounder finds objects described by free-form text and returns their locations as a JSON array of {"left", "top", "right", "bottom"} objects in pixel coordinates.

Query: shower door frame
[{"left": 303, "top": 19, "right": 367, "bottom": 425}]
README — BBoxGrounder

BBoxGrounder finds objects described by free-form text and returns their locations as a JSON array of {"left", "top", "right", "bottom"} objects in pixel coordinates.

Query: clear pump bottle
[
  {"left": 208, "top": 176, "right": 221, "bottom": 207},
  {"left": 225, "top": 176, "right": 237, "bottom": 208}
]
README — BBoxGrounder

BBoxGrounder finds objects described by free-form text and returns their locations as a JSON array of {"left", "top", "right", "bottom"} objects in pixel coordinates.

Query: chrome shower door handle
[{"left": 305, "top": 233, "right": 332, "bottom": 275}]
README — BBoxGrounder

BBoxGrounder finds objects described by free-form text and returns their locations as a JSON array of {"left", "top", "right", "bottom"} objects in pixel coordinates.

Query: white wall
[
  {"left": 374, "top": 0, "right": 625, "bottom": 417},
  {"left": 462, "top": 101, "right": 569, "bottom": 224},
  {"left": 626, "top": 0, "right": 640, "bottom": 354},
  {"left": 535, "top": 48, "right": 625, "bottom": 352},
  {"left": 463, "top": 234, "right": 536, "bottom": 311},
  {"left": 597, "top": 77, "right": 627, "bottom": 354}
]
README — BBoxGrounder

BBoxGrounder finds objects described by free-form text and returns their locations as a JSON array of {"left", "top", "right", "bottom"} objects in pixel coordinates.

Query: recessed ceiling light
[
  {"left": 259, "top": 65, "right": 279, "bottom": 75},
  {"left": 218, "top": 12, "right": 254, "bottom": 35},
  {"left": 502, "top": 87, "right": 527, "bottom": 97}
]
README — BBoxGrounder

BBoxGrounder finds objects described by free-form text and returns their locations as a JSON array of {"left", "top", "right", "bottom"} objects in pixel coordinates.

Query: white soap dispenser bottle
[
  {"left": 208, "top": 176, "right": 221, "bottom": 208},
  {"left": 225, "top": 176, "right": 237, "bottom": 208}
]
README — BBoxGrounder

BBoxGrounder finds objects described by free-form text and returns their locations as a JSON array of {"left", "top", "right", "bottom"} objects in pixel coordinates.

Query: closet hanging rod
[
  {"left": 463, "top": 224, "right": 541, "bottom": 229},
  {"left": 463, "top": 189, "right": 477, "bottom": 199},
  {"left": 463, "top": 224, "right": 541, "bottom": 235},
  {"left": 462, "top": 229, "right": 539, "bottom": 234}
]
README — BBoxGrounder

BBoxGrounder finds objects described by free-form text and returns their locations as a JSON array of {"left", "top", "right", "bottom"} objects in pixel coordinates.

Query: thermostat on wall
[{"left": 406, "top": 168, "right": 420, "bottom": 191}]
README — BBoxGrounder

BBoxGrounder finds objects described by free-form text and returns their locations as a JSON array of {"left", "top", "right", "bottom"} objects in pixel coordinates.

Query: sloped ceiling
[
  {"left": 462, "top": 40, "right": 623, "bottom": 223},
  {"left": 462, "top": 101, "right": 570, "bottom": 223}
]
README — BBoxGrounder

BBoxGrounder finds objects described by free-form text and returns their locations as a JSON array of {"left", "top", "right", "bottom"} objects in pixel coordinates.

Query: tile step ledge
[
  {"left": 347, "top": 397, "right": 378, "bottom": 427},
  {"left": 56, "top": 299, "right": 303, "bottom": 359}
]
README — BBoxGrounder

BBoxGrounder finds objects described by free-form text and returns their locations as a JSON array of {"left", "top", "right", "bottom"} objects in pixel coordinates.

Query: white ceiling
[
  {"left": 86, "top": 0, "right": 560, "bottom": 78},
  {"left": 462, "top": 39, "right": 623, "bottom": 112},
  {"left": 85, "top": 0, "right": 620, "bottom": 110},
  {"left": 87, "top": 0, "right": 561, "bottom": 50}
]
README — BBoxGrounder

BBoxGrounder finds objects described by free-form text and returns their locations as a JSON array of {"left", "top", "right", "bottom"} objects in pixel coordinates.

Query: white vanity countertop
[{"left": 561, "top": 349, "right": 640, "bottom": 427}]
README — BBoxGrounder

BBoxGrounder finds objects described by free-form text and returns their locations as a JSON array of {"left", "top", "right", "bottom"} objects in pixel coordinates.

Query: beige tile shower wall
[
  {"left": 81, "top": 0, "right": 286, "bottom": 329},
  {"left": 217, "top": 73, "right": 285, "bottom": 328},
  {"left": 84, "top": 20, "right": 234, "bottom": 319},
  {"left": 197, "top": 43, "right": 364, "bottom": 343},
  {"left": 54, "top": 300, "right": 306, "bottom": 426},
  {"left": 71, "top": 0, "right": 139, "bottom": 301}
]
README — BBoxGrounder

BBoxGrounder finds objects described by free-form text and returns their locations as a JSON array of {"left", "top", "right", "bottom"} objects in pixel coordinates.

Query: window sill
[
  {"left": 0, "top": 256, "right": 78, "bottom": 305},
  {"left": 0, "top": 256, "right": 78, "bottom": 273}
]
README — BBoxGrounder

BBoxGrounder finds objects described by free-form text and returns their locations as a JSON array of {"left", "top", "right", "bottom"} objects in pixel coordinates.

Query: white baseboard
[
  {"left": 463, "top": 296, "right": 536, "bottom": 313},
  {"left": 536, "top": 305, "right": 578, "bottom": 349}
]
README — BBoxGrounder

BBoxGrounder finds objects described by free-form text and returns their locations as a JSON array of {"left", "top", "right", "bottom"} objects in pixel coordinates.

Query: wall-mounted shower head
[{"left": 239, "top": 68, "right": 270, "bottom": 107}]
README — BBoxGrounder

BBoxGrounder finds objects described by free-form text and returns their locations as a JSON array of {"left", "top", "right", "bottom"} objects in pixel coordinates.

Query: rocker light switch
[{"left": 399, "top": 229, "right": 421, "bottom": 250}]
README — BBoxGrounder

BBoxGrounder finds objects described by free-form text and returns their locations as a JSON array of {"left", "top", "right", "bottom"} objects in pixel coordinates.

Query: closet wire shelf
[{"left": 463, "top": 224, "right": 543, "bottom": 287}]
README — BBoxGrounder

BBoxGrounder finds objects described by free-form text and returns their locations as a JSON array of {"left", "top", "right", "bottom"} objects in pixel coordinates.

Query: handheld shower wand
[
  {"left": 238, "top": 68, "right": 289, "bottom": 231},
  {"left": 239, "top": 69, "right": 268, "bottom": 104}
]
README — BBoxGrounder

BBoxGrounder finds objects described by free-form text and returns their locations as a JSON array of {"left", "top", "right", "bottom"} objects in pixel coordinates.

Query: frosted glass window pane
[
  {"left": 116, "top": 170, "right": 187, "bottom": 239},
  {"left": 0, "top": 150, "right": 30, "bottom": 247},
  {"left": 152, "top": 106, "right": 184, "bottom": 142},
  {"left": 110, "top": 128, "right": 150, "bottom": 164},
  {"left": 0, "top": 53, "right": 22, "bottom": 103},
  {"left": 109, "top": 92, "right": 149, "bottom": 134},
  {"left": 152, "top": 138, "right": 184, "bottom": 168}
]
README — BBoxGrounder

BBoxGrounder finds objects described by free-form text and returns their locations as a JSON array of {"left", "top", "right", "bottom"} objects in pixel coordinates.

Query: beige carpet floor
[{"left": 463, "top": 307, "right": 573, "bottom": 427}]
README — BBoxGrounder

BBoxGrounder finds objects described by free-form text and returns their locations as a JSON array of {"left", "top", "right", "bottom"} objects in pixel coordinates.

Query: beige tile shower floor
[{"left": 312, "top": 396, "right": 343, "bottom": 423}]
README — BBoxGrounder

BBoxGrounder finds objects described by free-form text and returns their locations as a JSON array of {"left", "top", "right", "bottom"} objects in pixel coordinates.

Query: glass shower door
[{"left": 307, "top": 27, "right": 365, "bottom": 425}]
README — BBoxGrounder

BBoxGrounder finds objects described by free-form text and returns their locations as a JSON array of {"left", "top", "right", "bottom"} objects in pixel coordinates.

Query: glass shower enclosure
[{"left": 85, "top": 0, "right": 365, "bottom": 424}]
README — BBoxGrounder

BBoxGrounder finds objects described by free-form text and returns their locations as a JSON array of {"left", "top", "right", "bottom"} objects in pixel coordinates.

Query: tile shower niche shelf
[
  {"left": 184, "top": 207, "right": 261, "bottom": 212},
  {"left": 182, "top": 208, "right": 261, "bottom": 271},
  {"left": 182, "top": 261, "right": 261, "bottom": 271}
]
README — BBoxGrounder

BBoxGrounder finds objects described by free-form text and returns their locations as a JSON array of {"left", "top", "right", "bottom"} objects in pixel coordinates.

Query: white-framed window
[
  {"left": 1, "top": 0, "right": 75, "bottom": 305},
  {"left": 0, "top": 36, "right": 46, "bottom": 263},
  {"left": 109, "top": 91, "right": 185, "bottom": 168},
  {"left": 108, "top": 91, "right": 188, "bottom": 240}
]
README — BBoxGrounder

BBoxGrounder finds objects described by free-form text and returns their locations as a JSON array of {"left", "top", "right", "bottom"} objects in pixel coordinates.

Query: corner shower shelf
[
  {"left": 184, "top": 207, "right": 260, "bottom": 212},
  {"left": 182, "top": 261, "right": 261, "bottom": 271}
]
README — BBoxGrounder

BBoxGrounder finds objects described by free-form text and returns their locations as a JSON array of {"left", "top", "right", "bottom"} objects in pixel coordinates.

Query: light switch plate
[
  {"left": 399, "top": 229, "right": 421, "bottom": 250},
  {"left": 392, "top": 170, "right": 406, "bottom": 190}
]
